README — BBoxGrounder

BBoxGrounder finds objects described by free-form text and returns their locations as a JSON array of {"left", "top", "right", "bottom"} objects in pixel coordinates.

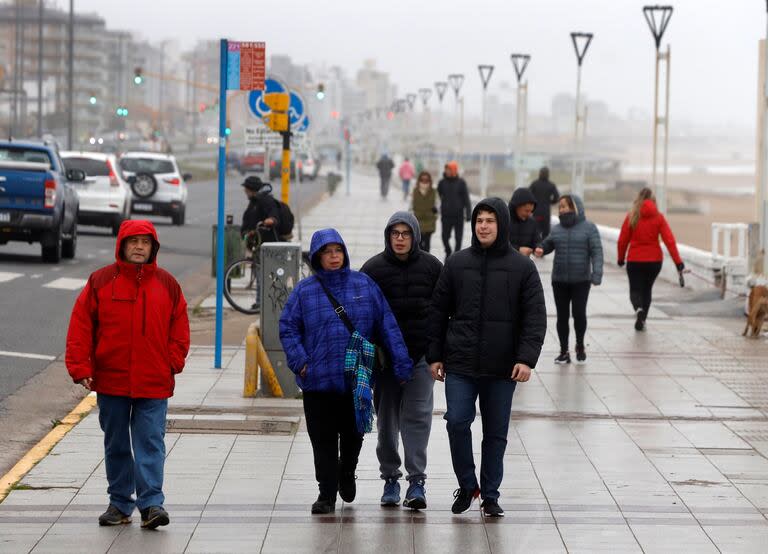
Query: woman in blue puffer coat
[
  {"left": 535, "top": 194, "right": 603, "bottom": 365},
  {"left": 279, "top": 228, "right": 412, "bottom": 515}
]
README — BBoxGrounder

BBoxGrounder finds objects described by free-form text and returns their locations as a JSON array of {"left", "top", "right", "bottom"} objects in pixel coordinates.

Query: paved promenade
[{"left": 1, "top": 172, "right": 767, "bottom": 553}]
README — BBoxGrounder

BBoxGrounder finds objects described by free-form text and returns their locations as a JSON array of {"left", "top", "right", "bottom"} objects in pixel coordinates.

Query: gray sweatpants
[{"left": 373, "top": 357, "right": 434, "bottom": 482}]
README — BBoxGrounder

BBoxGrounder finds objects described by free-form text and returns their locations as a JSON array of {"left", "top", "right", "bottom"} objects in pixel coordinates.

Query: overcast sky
[{"left": 69, "top": 0, "right": 765, "bottom": 129}]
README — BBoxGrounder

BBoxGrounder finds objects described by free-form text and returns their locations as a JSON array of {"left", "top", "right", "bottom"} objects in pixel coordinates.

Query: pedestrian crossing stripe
[
  {"left": 0, "top": 271, "right": 23, "bottom": 283},
  {"left": 42, "top": 277, "right": 88, "bottom": 291}
]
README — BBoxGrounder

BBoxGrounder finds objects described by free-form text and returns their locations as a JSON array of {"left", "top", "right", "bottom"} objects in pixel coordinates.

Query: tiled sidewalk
[{"left": 1, "top": 172, "right": 767, "bottom": 553}]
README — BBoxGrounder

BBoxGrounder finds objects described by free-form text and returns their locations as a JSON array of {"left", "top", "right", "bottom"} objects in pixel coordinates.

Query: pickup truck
[{"left": 0, "top": 140, "right": 85, "bottom": 262}]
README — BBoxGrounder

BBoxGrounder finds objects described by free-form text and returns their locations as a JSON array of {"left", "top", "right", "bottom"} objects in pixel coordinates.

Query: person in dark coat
[
  {"left": 436, "top": 161, "right": 472, "bottom": 259},
  {"left": 240, "top": 176, "right": 280, "bottom": 245},
  {"left": 535, "top": 194, "right": 603, "bottom": 365},
  {"left": 528, "top": 167, "right": 559, "bottom": 239},
  {"left": 361, "top": 211, "right": 442, "bottom": 510},
  {"left": 507, "top": 187, "right": 540, "bottom": 255},
  {"left": 427, "top": 197, "right": 547, "bottom": 518},
  {"left": 376, "top": 154, "right": 395, "bottom": 198}
]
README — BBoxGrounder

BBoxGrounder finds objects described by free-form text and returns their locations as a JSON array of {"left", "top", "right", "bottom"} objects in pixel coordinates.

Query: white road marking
[
  {"left": 0, "top": 271, "right": 24, "bottom": 283},
  {"left": 42, "top": 277, "right": 88, "bottom": 290},
  {"left": 0, "top": 350, "right": 56, "bottom": 361},
  {"left": 30, "top": 274, "right": 43, "bottom": 279}
]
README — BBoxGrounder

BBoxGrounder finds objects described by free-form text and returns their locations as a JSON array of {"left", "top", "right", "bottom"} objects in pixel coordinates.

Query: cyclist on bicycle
[{"left": 241, "top": 176, "right": 280, "bottom": 247}]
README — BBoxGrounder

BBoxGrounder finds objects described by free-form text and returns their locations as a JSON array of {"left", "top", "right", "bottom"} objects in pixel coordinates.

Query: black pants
[
  {"left": 379, "top": 175, "right": 391, "bottom": 197},
  {"left": 441, "top": 218, "right": 464, "bottom": 257},
  {"left": 534, "top": 214, "right": 551, "bottom": 239},
  {"left": 552, "top": 281, "right": 591, "bottom": 351},
  {"left": 419, "top": 232, "right": 432, "bottom": 253},
  {"left": 303, "top": 391, "right": 364, "bottom": 501},
  {"left": 626, "top": 262, "right": 662, "bottom": 318}
]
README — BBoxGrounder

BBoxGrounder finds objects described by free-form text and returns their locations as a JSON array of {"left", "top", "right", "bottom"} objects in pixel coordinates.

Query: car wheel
[
  {"left": 131, "top": 172, "right": 157, "bottom": 198},
  {"left": 62, "top": 221, "right": 77, "bottom": 259},
  {"left": 41, "top": 225, "right": 63, "bottom": 263}
]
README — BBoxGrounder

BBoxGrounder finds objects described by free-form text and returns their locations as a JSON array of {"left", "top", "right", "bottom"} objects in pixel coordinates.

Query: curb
[{"left": 0, "top": 393, "right": 96, "bottom": 503}]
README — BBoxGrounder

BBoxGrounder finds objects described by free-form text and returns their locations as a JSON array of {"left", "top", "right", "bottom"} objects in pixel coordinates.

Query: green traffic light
[
  {"left": 134, "top": 75, "right": 143, "bottom": 85},
  {"left": 225, "top": 128, "right": 231, "bottom": 136},
  {"left": 89, "top": 96, "right": 97, "bottom": 105}
]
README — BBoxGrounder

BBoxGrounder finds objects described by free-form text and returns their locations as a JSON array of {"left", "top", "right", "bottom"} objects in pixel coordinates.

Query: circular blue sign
[
  {"left": 247, "top": 78, "right": 286, "bottom": 119},
  {"left": 297, "top": 115, "right": 310, "bottom": 132},
  {"left": 288, "top": 91, "right": 306, "bottom": 128}
]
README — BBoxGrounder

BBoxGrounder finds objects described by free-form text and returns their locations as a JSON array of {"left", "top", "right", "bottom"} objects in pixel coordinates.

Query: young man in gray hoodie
[{"left": 361, "top": 212, "right": 443, "bottom": 509}]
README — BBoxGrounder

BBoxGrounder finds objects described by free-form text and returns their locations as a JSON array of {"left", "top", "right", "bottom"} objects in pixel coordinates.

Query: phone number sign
[{"left": 226, "top": 42, "right": 265, "bottom": 91}]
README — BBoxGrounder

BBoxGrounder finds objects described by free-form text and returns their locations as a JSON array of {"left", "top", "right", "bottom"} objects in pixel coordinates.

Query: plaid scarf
[{"left": 344, "top": 331, "right": 376, "bottom": 434}]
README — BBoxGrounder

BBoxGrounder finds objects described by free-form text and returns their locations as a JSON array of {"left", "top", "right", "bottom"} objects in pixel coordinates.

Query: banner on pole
[{"left": 226, "top": 42, "right": 266, "bottom": 91}]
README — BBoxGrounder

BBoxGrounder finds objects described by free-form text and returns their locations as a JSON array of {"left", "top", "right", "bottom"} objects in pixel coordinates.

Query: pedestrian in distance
[
  {"left": 529, "top": 166, "right": 560, "bottom": 239},
  {"left": 508, "top": 187, "right": 540, "bottom": 256},
  {"left": 399, "top": 157, "right": 416, "bottom": 200},
  {"left": 376, "top": 153, "right": 395, "bottom": 199},
  {"left": 240, "top": 176, "right": 280, "bottom": 246},
  {"left": 411, "top": 171, "right": 438, "bottom": 252},
  {"left": 427, "top": 198, "right": 547, "bottom": 518},
  {"left": 437, "top": 160, "right": 472, "bottom": 259},
  {"left": 361, "top": 212, "right": 443, "bottom": 510},
  {"left": 617, "top": 187, "right": 685, "bottom": 331},
  {"left": 65, "top": 220, "right": 190, "bottom": 530},
  {"left": 535, "top": 194, "right": 604, "bottom": 364},
  {"left": 279, "top": 228, "right": 412, "bottom": 515}
]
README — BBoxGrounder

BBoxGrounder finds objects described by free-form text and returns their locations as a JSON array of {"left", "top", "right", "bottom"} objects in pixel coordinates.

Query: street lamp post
[
  {"left": 511, "top": 54, "right": 531, "bottom": 189},
  {"left": 761, "top": 1, "right": 768, "bottom": 275},
  {"left": 435, "top": 81, "right": 447, "bottom": 136},
  {"left": 419, "top": 87, "right": 432, "bottom": 150},
  {"left": 478, "top": 64, "right": 495, "bottom": 198},
  {"left": 448, "top": 74, "right": 465, "bottom": 160},
  {"left": 570, "top": 32, "right": 593, "bottom": 199},
  {"left": 643, "top": 5, "right": 674, "bottom": 213}
]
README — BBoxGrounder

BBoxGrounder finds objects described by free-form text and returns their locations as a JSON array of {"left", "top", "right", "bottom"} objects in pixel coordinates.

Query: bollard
[{"left": 243, "top": 323, "right": 284, "bottom": 398}]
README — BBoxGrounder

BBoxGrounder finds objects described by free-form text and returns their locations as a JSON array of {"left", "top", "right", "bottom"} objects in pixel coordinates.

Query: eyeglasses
[{"left": 390, "top": 230, "right": 413, "bottom": 239}]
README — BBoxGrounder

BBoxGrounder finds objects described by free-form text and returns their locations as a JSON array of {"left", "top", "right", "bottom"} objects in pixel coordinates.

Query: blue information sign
[{"left": 247, "top": 77, "right": 286, "bottom": 118}]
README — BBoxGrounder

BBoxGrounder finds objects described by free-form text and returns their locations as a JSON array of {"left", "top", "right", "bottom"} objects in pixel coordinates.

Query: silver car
[{"left": 120, "top": 152, "right": 190, "bottom": 226}]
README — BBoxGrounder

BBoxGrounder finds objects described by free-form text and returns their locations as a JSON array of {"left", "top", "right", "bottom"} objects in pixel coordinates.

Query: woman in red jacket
[{"left": 617, "top": 188, "right": 685, "bottom": 331}]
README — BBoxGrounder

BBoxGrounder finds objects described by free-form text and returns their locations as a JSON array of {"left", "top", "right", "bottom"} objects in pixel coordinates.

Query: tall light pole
[
  {"left": 478, "top": 64, "right": 494, "bottom": 198},
  {"left": 570, "top": 32, "right": 593, "bottom": 199},
  {"left": 760, "top": 1, "right": 768, "bottom": 275},
  {"left": 36, "top": 0, "right": 44, "bottom": 138},
  {"left": 448, "top": 74, "right": 465, "bottom": 160},
  {"left": 67, "top": 0, "right": 74, "bottom": 149},
  {"left": 511, "top": 54, "right": 531, "bottom": 189},
  {"left": 643, "top": 5, "right": 673, "bottom": 213},
  {"left": 435, "top": 81, "right": 447, "bottom": 136},
  {"left": 419, "top": 87, "right": 432, "bottom": 144}
]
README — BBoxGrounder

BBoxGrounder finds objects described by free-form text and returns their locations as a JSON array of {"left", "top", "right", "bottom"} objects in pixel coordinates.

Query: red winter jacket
[
  {"left": 65, "top": 220, "right": 190, "bottom": 398},
  {"left": 617, "top": 200, "right": 682, "bottom": 265}
]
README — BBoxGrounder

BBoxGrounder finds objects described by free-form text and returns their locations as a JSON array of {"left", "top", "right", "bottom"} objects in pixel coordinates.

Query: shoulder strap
[{"left": 315, "top": 276, "right": 355, "bottom": 335}]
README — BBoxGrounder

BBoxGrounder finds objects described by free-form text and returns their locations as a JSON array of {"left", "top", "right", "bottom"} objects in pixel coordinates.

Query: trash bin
[{"left": 211, "top": 223, "right": 245, "bottom": 277}]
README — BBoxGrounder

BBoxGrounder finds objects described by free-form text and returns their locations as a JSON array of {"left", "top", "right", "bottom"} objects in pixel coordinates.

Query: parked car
[
  {"left": 0, "top": 140, "right": 83, "bottom": 262},
  {"left": 119, "top": 152, "right": 190, "bottom": 225},
  {"left": 60, "top": 151, "right": 131, "bottom": 236},
  {"left": 269, "top": 158, "right": 297, "bottom": 180},
  {"left": 240, "top": 148, "right": 266, "bottom": 174},
  {"left": 299, "top": 153, "right": 320, "bottom": 180}
]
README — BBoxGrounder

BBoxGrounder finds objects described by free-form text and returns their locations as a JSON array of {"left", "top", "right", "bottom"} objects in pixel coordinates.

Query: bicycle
[{"left": 223, "top": 224, "right": 312, "bottom": 314}]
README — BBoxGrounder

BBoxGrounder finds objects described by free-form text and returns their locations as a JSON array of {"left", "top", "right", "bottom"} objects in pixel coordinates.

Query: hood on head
[
  {"left": 309, "top": 228, "right": 350, "bottom": 272},
  {"left": 115, "top": 219, "right": 159, "bottom": 264},
  {"left": 563, "top": 194, "right": 586, "bottom": 223},
  {"left": 509, "top": 187, "right": 537, "bottom": 209},
  {"left": 640, "top": 198, "right": 658, "bottom": 218},
  {"left": 471, "top": 197, "right": 511, "bottom": 252},
  {"left": 384, "top": 211, "right": 421, "bottom": 257}
]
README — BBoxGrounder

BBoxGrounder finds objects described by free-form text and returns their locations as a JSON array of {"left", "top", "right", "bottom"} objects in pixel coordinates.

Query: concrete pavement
[{"left": 1, "top": 171, "right": 767, "bottom": 553}]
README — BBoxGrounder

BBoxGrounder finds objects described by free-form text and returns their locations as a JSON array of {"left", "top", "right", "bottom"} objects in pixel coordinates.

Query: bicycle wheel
[{"left": 223, "top": 259, "right": 261, "bottom": 314}]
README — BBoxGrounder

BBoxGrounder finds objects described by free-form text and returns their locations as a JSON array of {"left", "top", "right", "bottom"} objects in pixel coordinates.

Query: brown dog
[{"left": 743, "top": 285, "right": 768, "bottom": 338}]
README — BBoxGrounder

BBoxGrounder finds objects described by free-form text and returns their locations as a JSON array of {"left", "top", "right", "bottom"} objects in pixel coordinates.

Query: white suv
[
  {"left": 120, "top": 152, "right": 189, "bottom": 226},
  {"left": 61, "top": 151, "right": 132, "bottom": 236}
]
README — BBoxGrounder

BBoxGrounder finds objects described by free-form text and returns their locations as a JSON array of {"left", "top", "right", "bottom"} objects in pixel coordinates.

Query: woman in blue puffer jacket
[
  {"left": 279, "top": 228, "right": 411, "bottom": 515},
  {"left": 535, "top": 194, "right": 603, "bottom": 365}
]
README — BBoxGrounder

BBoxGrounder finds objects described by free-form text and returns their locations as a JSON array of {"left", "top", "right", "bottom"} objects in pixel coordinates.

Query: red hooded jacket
[
  {"left": 617, "top": 199, "right": 682, "bottom": 265},
  {"left": 65, "top": 220, "right": 190, "bottom": 398}
]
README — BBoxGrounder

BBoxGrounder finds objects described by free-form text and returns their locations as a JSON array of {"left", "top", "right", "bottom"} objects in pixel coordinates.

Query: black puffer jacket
[
  {"left": 426, "top": 197, "right": 547, "bottom": 376},
  {"left": 437, "top": 175, "right": 472, "bottom": 221},
  {"left": 361, "top": 212, "right": 443, "bottom": 362},
  {"left": 508, "top": 188, "right": 540, "bottom": 250}
]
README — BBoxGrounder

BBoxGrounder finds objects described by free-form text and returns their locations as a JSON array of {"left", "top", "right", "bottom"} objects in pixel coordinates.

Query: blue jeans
[
  {"left": 444, "top": 373, "right": 516, "bottom": 501},
  {"left": 97, "top": 394, "right": 168, "bottom": 514},
  {"left": 402, "top": 179, "right": 411, "bottom": 197}
]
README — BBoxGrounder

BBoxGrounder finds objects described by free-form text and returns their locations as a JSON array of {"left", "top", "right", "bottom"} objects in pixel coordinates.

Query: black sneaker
[
  {"left": 634, "top": 308, "right": 645, "bottom": 331},
  {"left": 554, "top": 351, "right": 571, "bottom": 364},
  {"left": 98, "top": 504, "right": 131, "bottom": 526},
  {"left": 311, "top": 496, "right": 336, "bottom": 514},
  {"left": 481, "top": 499, "right": 505, "bottom": 518},
  {"left": 575, "top": 345, "right": 586, "bottom": 364},
  {"left": 140, "top": 506, "right": 169, "bottom": 530},
  {"left": 451, "top": 487, "right": 480, "bottom": 514},
  {"left": 338, "top": 469, "right": 357, "bottom": 503}
]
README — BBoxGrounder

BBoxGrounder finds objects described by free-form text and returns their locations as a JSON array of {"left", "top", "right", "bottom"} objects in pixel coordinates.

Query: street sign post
[{"left": 215, "top": 39, "right": 265, "bottom": 369}]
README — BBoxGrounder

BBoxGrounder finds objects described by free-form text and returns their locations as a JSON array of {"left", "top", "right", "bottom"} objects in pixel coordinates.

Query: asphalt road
[{"left": 0, "top": 171, "right": 327, "bottom": 404}]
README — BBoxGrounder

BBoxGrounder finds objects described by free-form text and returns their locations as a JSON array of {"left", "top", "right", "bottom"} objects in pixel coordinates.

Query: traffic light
[
  {"left": 115, "top": 106, "right": 128, "bottom": 117},
  {"left": 89, "top": 94, "right": 97, "bottom": 105},
  {"left": 316, "top": 83, "right": 325, "bottom": 100},
  {"left": 133, "top": 67, "right": 144, "bottom": 85},
  {"left": 199, "top": 103, "right": 207, "bottom": 113},
  {"left": 225, "top": 127, "right": 232, "bottom": 136}
]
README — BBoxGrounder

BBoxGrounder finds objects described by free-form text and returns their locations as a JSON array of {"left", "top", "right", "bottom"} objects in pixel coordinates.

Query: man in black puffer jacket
[
  {"left": 508, "top": 187, "right": 540, "bottom": 255},
  {"left": 362, "top": 211, "right": 443, "bottom": 511},
  {"left": 426, "top": 197, "right": 546, "bottom": 518}
]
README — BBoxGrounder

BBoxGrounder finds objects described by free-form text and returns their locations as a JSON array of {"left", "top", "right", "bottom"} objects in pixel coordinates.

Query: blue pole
[{"left": 215, "top": 39, "right": 228, "bottom": 369}]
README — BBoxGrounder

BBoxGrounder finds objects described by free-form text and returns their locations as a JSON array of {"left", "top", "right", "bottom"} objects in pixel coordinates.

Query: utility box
[
  {"left": 260, "top": 243, "right": 302, "bottom": 397},
  {"left": 211, "top": 223, "right": 244, "bottom": 277}
]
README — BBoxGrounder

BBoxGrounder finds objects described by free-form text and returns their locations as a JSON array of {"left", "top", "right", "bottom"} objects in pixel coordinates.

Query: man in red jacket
[{"left": 66, "top": 220, "right": 190, "bottom": 529}]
